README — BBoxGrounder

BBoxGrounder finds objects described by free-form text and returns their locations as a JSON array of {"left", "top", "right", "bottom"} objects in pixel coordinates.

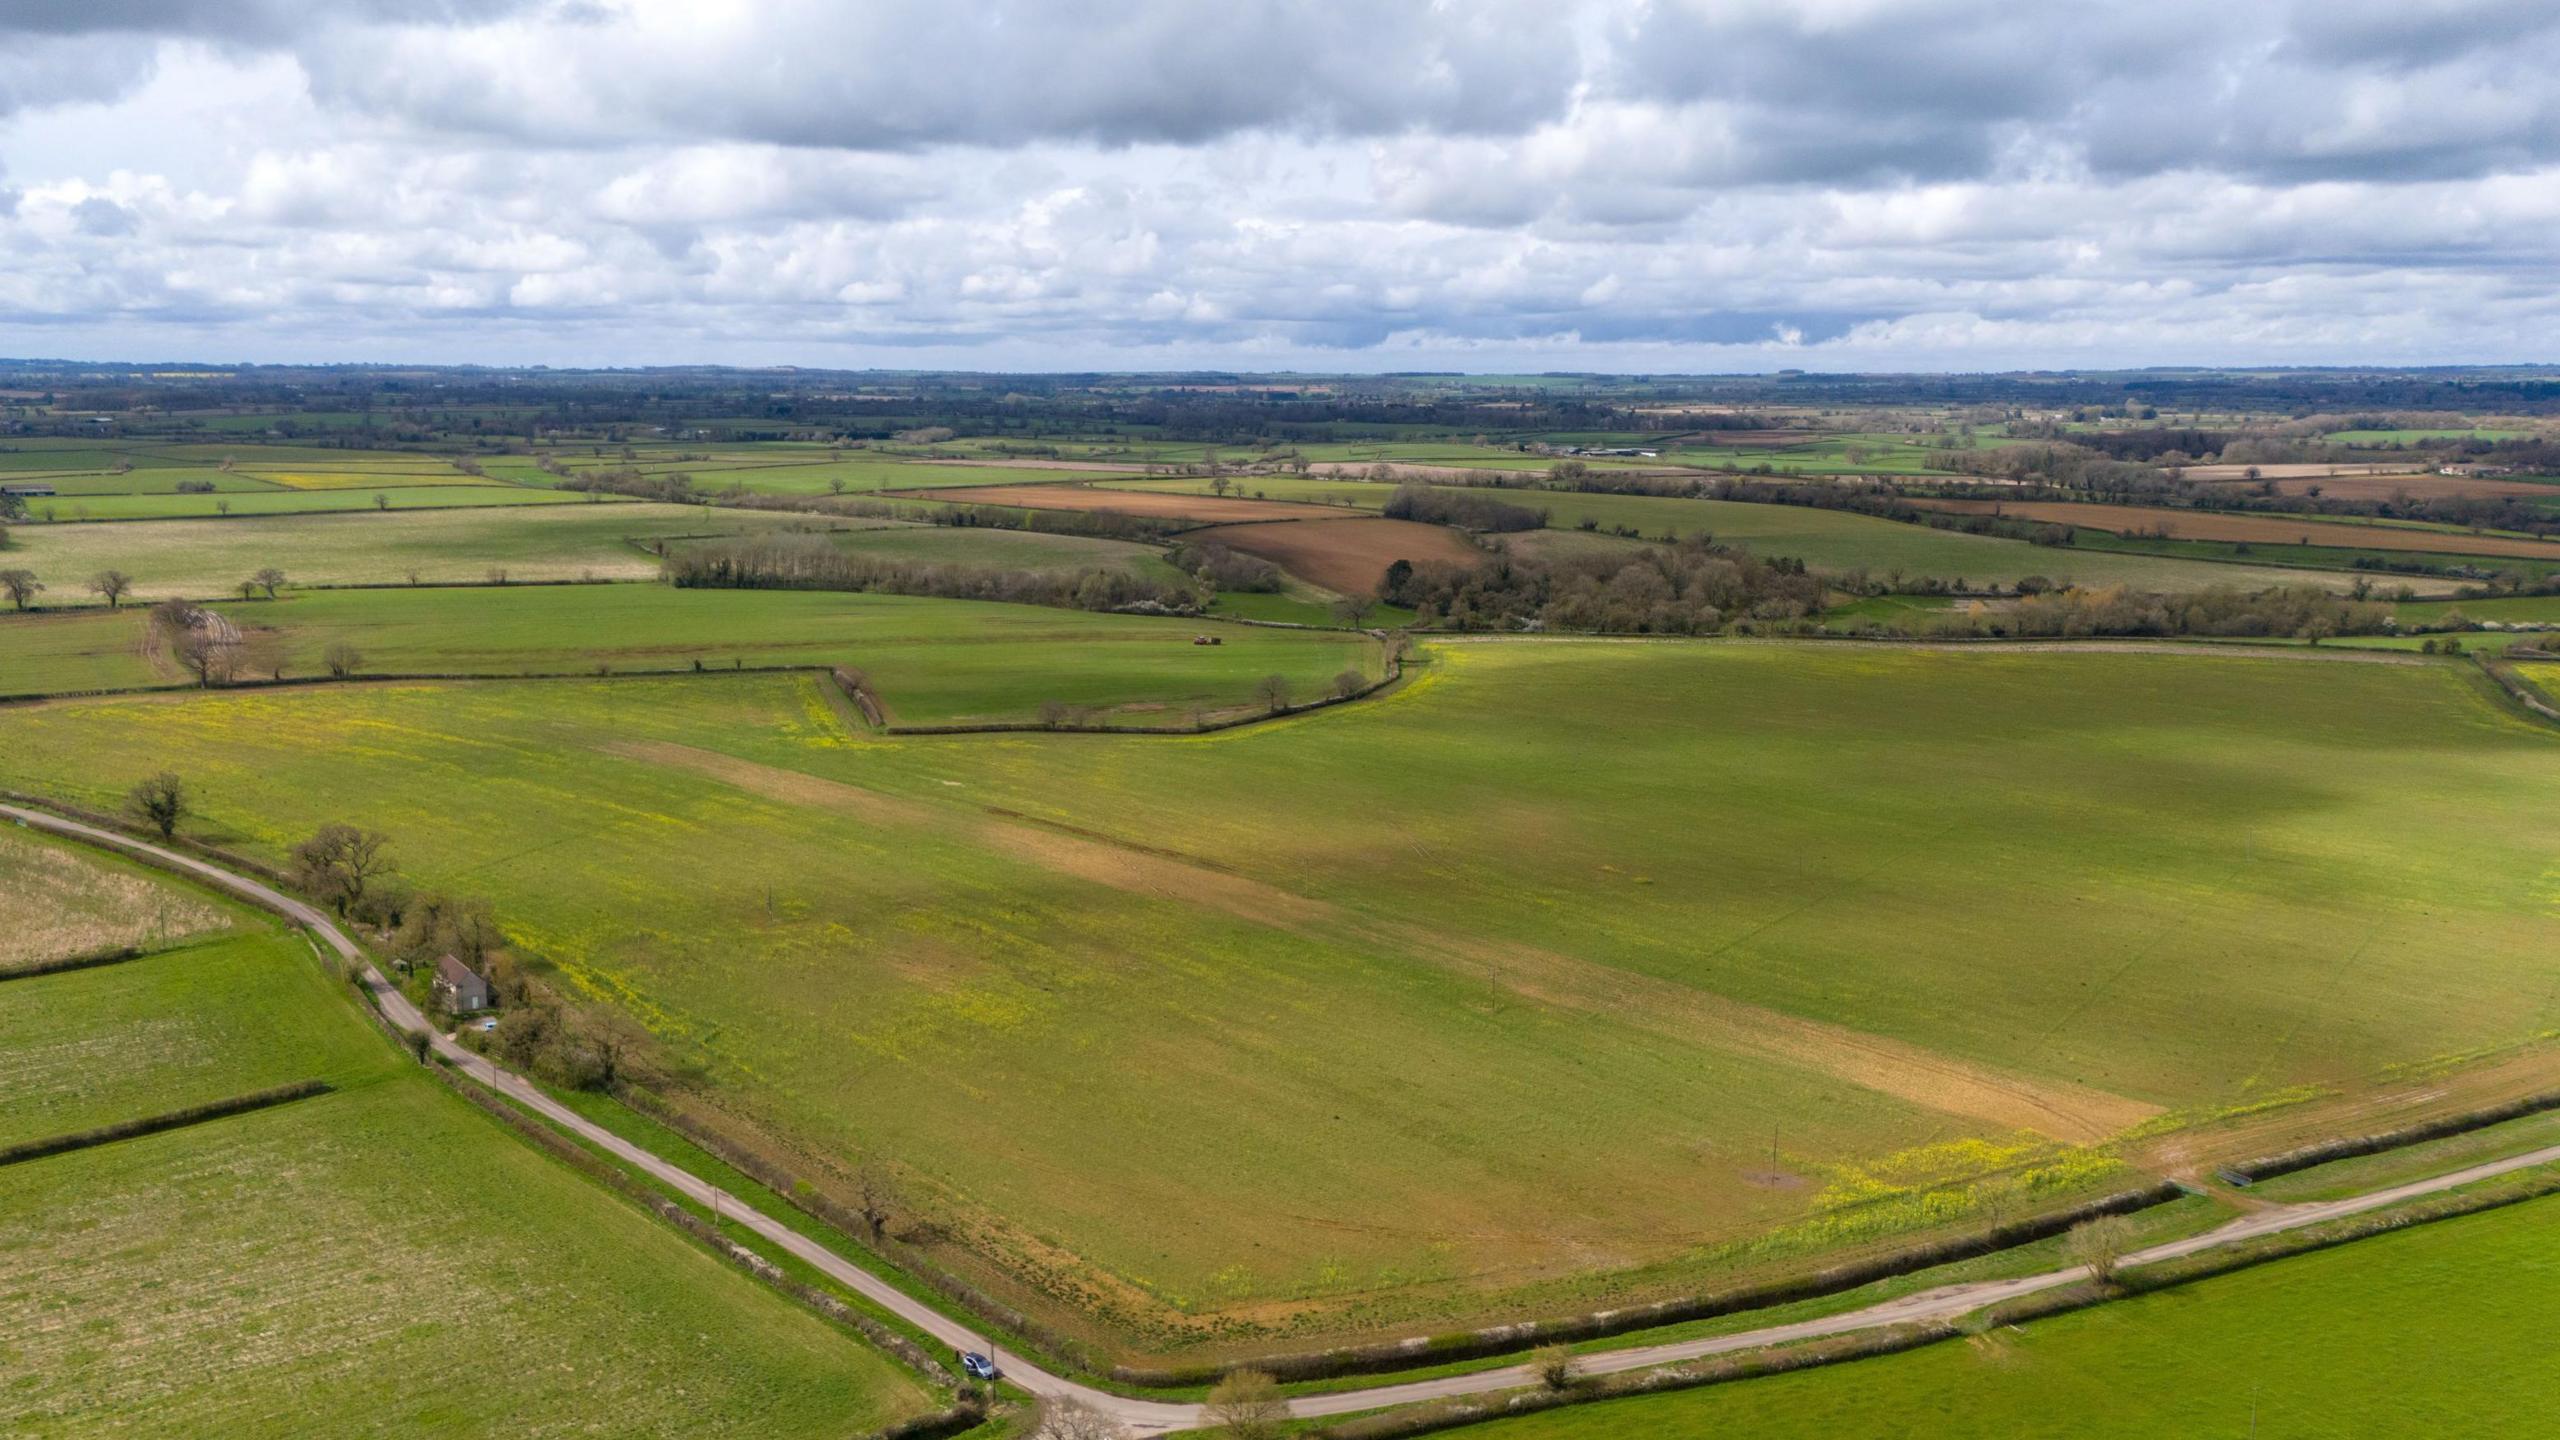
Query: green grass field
[
  {"left": 679, "top": 458, "right": 1119, "bottom": 496},
  {"left": 12, "top": 485, "right": 602, "bottom": 522},
  {"left": 1428, "top": 1191, "right": 2560, "bottom": 1440},
  {"left": 0, "top": 931, "right": 389, "bottom": 1149},
  {"left": 0, "top": 1075, "right": 934, "bottom": 1436},
  {"left": 3, "top": 642, "right": 2550, "bottom": 1357},
  {"left": 0, "top": 858, "right": 935, "bottom": 1434},
  {"left": 0, "top": 504, "right": 811, "bottom": 605},
  {"left": 1110, "top": 477, "right": 2369, "bottom": 591},
  {"left": 0, "top": 584, "right": 1378, "bottom": 720},
  {"left": 823, "top": 523, "right": 1187, "bottom": 581},
  {"left": 0, "top": 825, "right": 234, "bottom": 966}
]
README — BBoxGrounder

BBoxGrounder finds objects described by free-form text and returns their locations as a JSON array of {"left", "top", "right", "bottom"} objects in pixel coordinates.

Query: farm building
[
  {"left": 2439, "top": 462, "right": 2514, "bottom": 477},
  {"left": 0, "top": 482, "right": 56, "bottom": 497},
  {"left": 433, "top": 954, "right": 492, "bottom": 1012}
]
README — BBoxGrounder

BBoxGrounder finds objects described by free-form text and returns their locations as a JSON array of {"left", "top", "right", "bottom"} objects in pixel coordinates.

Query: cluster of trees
[
  {"left": 1383, "top": 537, "right": 1826, "bottom": 633},
  {"left": 1844, "top": 585, "right": 2393, "bottom": 642},
  {"left": 664, "top": 532, "right": 1206, "bottom": 613},
  {"left": 1166, "top": 539, "right": 1283, "bottom": 592},
  {"left": 1380, "top": 481, "right": 1548, "bottom": 532}
]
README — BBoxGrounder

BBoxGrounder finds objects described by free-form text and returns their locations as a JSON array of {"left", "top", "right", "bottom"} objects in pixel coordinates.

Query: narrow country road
[{"left": 12, "top": 798, "right": 2559, "bottom": 1436}]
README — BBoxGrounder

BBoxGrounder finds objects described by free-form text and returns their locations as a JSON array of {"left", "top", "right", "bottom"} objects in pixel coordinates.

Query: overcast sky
[{"left": 1, "top": 0, "right": 2556, "bottom": 372}]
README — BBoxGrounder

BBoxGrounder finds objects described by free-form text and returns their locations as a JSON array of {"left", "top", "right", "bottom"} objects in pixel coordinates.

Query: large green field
[
  {"left": 0, "top": 584, "right": 1378, "bottom": 722},
  {"left": 0, "top": 504, "right": 812, "bottom": 604},
  {"left": 3, "top": 641, "right": 2551, "bottom": 1359},
  {"left": 1429, "top": 1190, "right": 2560, "bottom": 1440},
  {"left": 0, "top": 846, "right": 934, "bottom": 1435},
  {"left": 1110, "top": 477, "right": 2372, "bottom": 591},
  {"left": 0, "top": 931, "right": 386, "bottom": 1149},
  {"left": 13, "top": 485, "right": 604, "bottom": 521}
]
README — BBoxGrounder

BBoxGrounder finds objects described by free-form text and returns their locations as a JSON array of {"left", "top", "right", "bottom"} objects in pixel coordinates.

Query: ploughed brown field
[
  {"left": 1187, "top": 516, "right": 1484, "bottom": 594},
  {"left": 1908, "top": 497, "right": 2560, "bottom": 561},
  {"left": 905, "top": 483, "right": 1319, "bottom": 524},
  {"left": 2201, "top": 471, "right": 2560, "bottom": 502}
]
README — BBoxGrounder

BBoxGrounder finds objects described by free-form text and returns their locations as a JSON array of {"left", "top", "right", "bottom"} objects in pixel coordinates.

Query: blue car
[{"left": 959, "top": 1351, "right": 1000, "bottom": 1382}]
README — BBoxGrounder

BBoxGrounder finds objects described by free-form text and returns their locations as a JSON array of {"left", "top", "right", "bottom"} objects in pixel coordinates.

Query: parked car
[{"left": 959, "top": 1351, "right": 1000, "bottom": 1381}]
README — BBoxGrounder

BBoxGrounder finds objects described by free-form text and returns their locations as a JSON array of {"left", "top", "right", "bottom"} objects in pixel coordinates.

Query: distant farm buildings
[
  {"left": 0, "top": 481, "right": 56, "bottom": 497},
  {"left": 2438, "top": 462, "right": 2514, "bottom": 477},
  {"left": 1562, "top": 446, "right": 1660, "bottom": 459}
]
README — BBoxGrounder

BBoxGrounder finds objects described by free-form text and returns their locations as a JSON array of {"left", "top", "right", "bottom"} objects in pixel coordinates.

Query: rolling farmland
[
  {"left": 0, "top": 840, "right": 936, "bottom": 1436},
  {"left": 3, "top": 641, "right": 2551, "bottom": 1359}
]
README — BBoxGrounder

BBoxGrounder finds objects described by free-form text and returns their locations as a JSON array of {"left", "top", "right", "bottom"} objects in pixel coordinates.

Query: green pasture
[
  {"left": 1428, "top": 1191, "right": 2560, "bottom": 1440},
  {"left": 0, "top": 504, "right": 812, "bottom": 605},
  {"left": 17, "top": 468, "right": 282, "bottom": 496},
  {"left": 2065, "top": 528, "right": 2559, "bottom": 587},
  {"left": 821, "top": 523, "right": 1186, "bottom": 581},
  {"left": 4, "top": 643, "right": 2551, "bottom": 1354},
  {"left": 0, "top": 584, "right": 1376, "bottom": 720},
  {"left": 0, "top": 1073, "right": 933, "bottom": 1436},
  {"left": 0, "top": 930, "right": 391, "bottom": 1150},
  {"left": 1109, "top": 477, "right": 2368, "bottom": 591},
  {"left": 11, "top": 485, "right": 601, "bottom": 522},
  {"left": 689, "top": 459, "right": 1116, "bottom": 496}
]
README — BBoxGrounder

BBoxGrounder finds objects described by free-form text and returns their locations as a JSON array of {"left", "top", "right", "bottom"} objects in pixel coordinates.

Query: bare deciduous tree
[
  {"left": 1328, "top": 594, "right": 1375, "bottom": 627},
  {"left": 1034, "top": 1396, "right": 1129, "bottom": 1440},
  {"left": 854, "top": 1162, "right": 900, "bottom": 1242},
  {"left": 1530, "top": 1344, "right": 1577, "bottom": 1392},
  {"left": 0, "top": 568, "right": 42, "bottom": 610},
  {"left": 127, "top": 771, "right": 189, "bottom": 842},
  {"left": 323, "top": 641, "right": 365, "bottom": 679},
  {"left": 251, "top": 567, "right": 287, "bottom": 598},
  {"left": 2066, "top": 1214, "right": 2137, "bottom": 1285},
  {"left": 290, "top": 823, "right": 395, "bottom": 916},
  {"left": 1204, "top": 1371, "right": 1286, "bottom": 1439},
  {"left": 173, "top": 627, "right": 238, "bottom": 687},
  {"left": 89, "top": 569, "right": 134, "bottom": 608},
  {"left": 1252, "top": 674, "right": 1291, "bottom": 712},
  {"left": 1330, "top": 668, "right": 1365, "bottom": 701}
]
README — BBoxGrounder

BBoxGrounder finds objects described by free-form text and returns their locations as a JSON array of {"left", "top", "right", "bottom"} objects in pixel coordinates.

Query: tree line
[{"left": 663, "top": 532, "right": 1205, "bottom": 614}]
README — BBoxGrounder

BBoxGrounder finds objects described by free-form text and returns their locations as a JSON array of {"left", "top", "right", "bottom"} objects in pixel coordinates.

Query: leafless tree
[
  {"left": 290, "top": 823, "right": 395, "bottom": 916},
  {"left": 251, "top": 567, "right": 287, "bottom": 598},
  {"left": 323, "top": 641, "right": 365, "bottom": 678},
  {"left": 0, "top": 569, "right": 42, "bottom": 610},
  {"left": 1035, "top": 1396, "right": 1129, "bottom": 1440},
  {"left": 1328, "top": 594, "right": 1375, "bottom": 627},
  {"left": 127, "top": 772, "right": 189, "bottom": 842},
  {"left": 1330, "top": 669, "right": 1365, "bottom": 701},
  {"left": 854, "top": 1162, "right": 900, "bottom": 1242},
  {"left": 1252, "top": 674, "right": 1291, "bottom": 712},
  {"left": 1530, "top": 1344, "right": 1577, "bottom": 1392},
  {"left": 2066, "top": 1214, "right": 2136, "bottom": 1285},
  {"left": 373, "top": 491, "right": 390, "bottom": 510},
  {"left": 173, "top": 627, "right": 238, "bottom": 687},
  {"left": 89, "top": 570, "right": 134, "bottom": 608},
  {"left": 1203, "top": 1370, "right": 1286, "bottom": 1439}
]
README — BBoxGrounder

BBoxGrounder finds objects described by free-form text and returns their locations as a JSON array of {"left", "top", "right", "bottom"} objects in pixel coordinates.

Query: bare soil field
[
  {"left": 1909, "top": 498, "right": 2560, "bottom": 561},
  {"left": 1186, "top": 516, "right": 1484, "bottom": 594},
  {"left": 906, "top": 482, "right": 1321, "bottom": 524},
  {"left": 2202, "top": 471, "right": 2560, "bottom": 502}
]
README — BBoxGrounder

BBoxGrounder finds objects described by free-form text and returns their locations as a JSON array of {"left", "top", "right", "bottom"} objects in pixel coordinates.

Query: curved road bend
[{"left": 12, "top": 799, "right": 2560, "bottom": 1435}]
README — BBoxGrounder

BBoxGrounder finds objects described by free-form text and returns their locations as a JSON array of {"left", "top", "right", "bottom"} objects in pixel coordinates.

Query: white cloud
[{"left": 0, "top": 1, "right": 2553, "bottom": 368}]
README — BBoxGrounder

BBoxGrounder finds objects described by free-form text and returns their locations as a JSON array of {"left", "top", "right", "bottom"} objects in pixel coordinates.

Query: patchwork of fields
[
  {"left": 4, "top": 642, "right": 2551, "bottom": 1360},
  {"left": 1106, "top": 476, "right": 2384, "bottom": 592},
  {"left": 0, "top": 584, "right": 1380, "bottom": 722},
  {"left": 0, "top": 833, "right": 936, "bottom": 1435}
]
